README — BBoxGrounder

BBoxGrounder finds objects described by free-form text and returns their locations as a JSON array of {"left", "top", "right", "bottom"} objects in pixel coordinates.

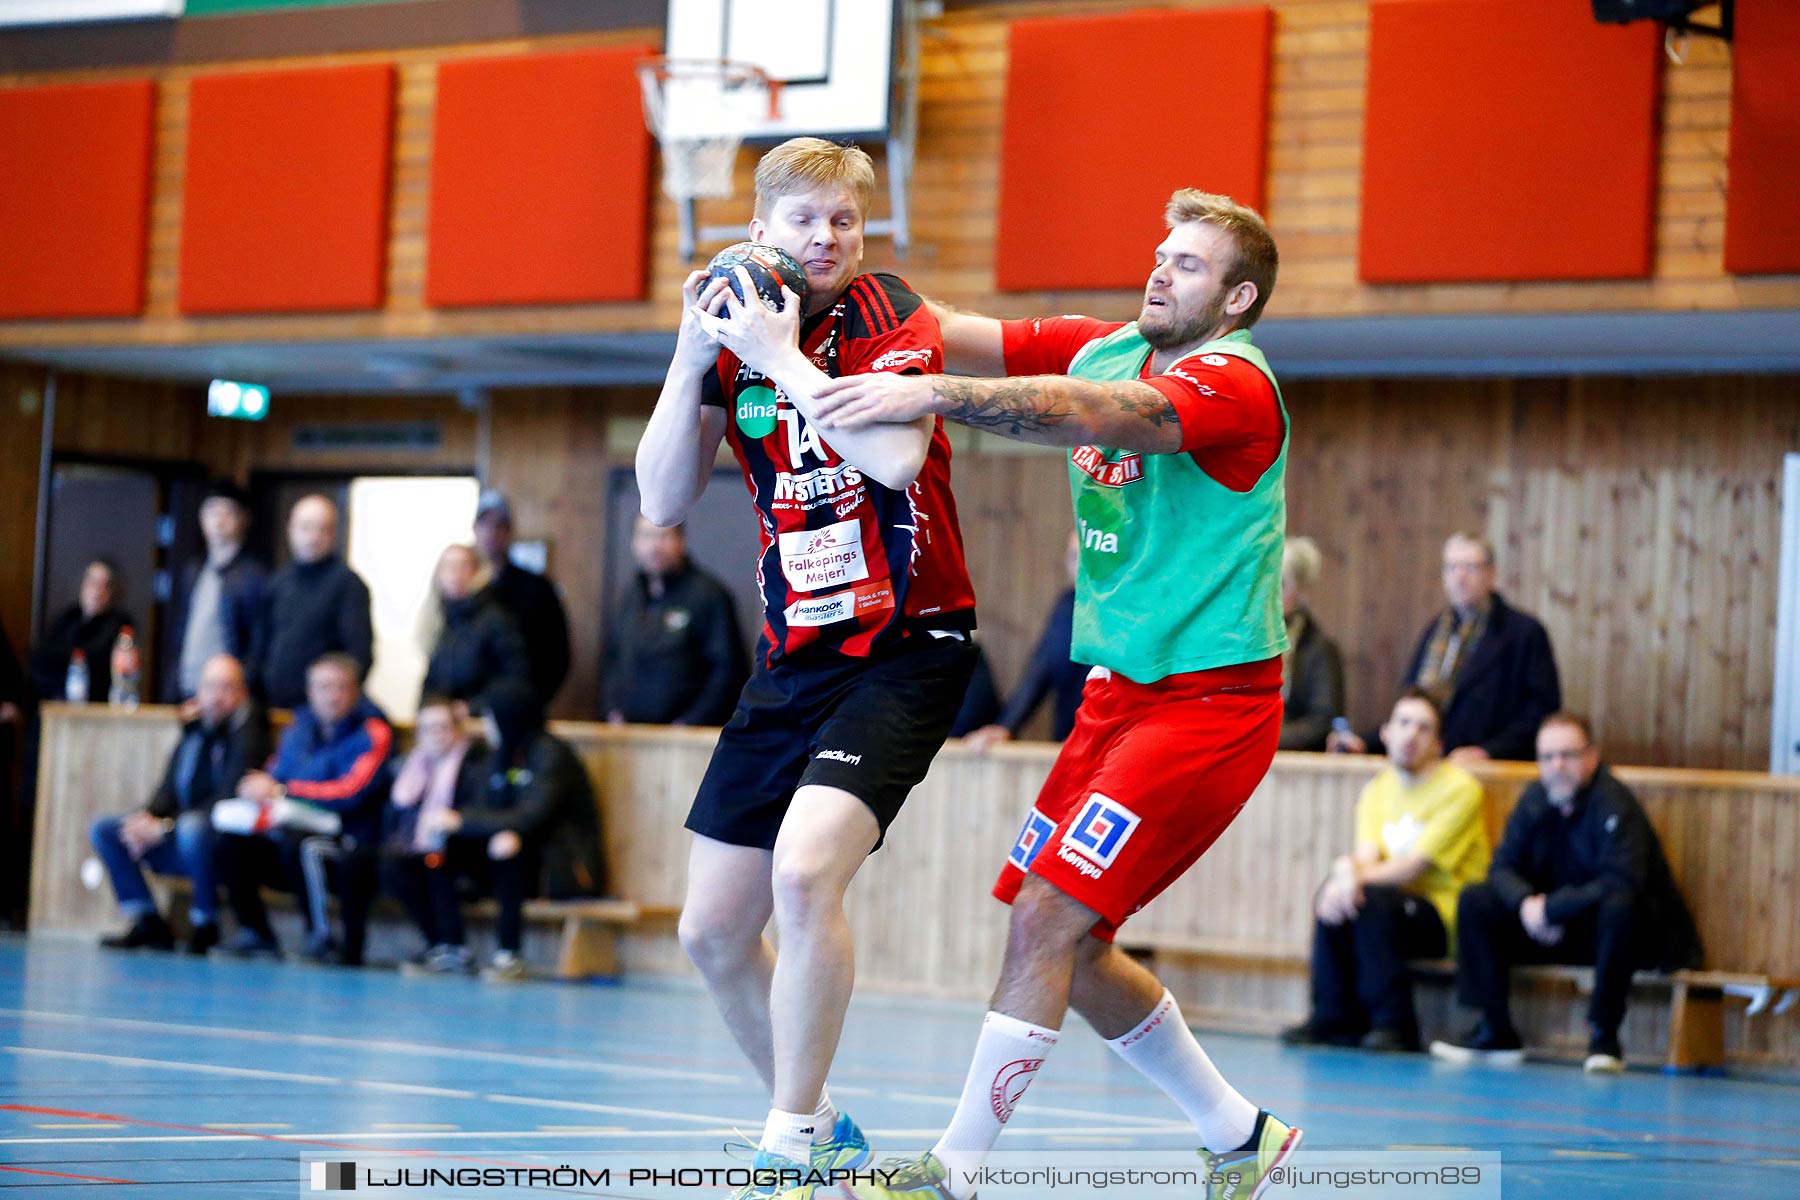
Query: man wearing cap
[
  {"left": 162, "top": 480, "right": 268, "bottom": 704},
  {"left": 473, "top": 490, "right": 572, "bottom": 709}
]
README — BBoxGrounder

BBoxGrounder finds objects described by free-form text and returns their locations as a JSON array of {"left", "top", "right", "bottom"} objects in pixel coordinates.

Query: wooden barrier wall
[
  {"left": 3, "top": 364, "right": 1796, "bottom": 764},
  {"left": 30, "top": 705, "right": 1800, "bottom": 1068},
  {"left": 0, "top": 0, "right": 1796, "bottom": 354}
]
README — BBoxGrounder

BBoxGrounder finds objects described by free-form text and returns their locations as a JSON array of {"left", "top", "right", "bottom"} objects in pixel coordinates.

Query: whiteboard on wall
[
  {"left": 662, "top": 0, "right": 897, "bottom": 142},
  {"left": 1772, "top": 454, "right": 1800, "bottom": 775},
  {"left": 0, "top": 1, "right": 182, "bottom": 25}
]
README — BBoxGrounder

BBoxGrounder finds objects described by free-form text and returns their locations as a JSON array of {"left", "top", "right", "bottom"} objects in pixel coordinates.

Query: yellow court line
[
  {"left": 1755, "top": 1160, "right": 1800, "bottom": 1169},
  {"left": 1551, "top": 1149, "right": 1636, "bottom": 1161}
]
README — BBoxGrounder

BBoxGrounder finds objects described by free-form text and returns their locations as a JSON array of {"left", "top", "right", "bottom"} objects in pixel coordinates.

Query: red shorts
[{"left": 992, "top": 656, "right": 1282, "bottom": 940}]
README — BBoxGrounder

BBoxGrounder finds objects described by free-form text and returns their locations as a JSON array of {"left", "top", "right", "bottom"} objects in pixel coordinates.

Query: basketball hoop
[{"left": 637, "top": 57, "right": 781, "bottom": 202}]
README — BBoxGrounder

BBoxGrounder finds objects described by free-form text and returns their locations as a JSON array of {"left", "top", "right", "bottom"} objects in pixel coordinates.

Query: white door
[
  {"left": 346, "top": 476, "right": 480, "bottom": 723},
  {"left": 1772, "top": 454, "right": 1800, "bottom": 775}
]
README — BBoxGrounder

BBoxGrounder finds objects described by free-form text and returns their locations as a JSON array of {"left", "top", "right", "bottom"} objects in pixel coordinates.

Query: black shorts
[{"left": 686, "top": 632, "right": 978, "bottom": 851}]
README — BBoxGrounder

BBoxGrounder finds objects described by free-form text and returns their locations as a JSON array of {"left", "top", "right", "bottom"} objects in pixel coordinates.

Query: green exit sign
[{"left": 207, "top": 379, "right": 270, "bottom": 421}]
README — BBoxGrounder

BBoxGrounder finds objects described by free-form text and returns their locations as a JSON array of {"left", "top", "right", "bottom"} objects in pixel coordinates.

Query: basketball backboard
[{"left": 663, "top": 0, "right": 898, "bottom": 142}]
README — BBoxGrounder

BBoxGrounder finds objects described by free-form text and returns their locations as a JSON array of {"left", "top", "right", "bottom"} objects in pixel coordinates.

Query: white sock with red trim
[
  {"left": 1105, "top": 990, "right": 1256, "bottom": 1151},
  {"left": 930, "top": 1011, "right": 1061, "bottom": 1199}
]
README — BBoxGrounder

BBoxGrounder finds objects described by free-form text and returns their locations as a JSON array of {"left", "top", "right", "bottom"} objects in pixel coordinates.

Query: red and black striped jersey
[{"left": 700, "top": 272, "right": 977, "bottom": 664}]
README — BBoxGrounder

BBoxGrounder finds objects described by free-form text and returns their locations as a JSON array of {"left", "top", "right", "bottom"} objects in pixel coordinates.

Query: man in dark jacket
[
  {"left": 422, "top": 543, "right": 531, "bottom": 710},
  {"left": 602, "top": 517, "right": 746, "bottom": 726},
  {"left": 1278, "top": 536, "right": 1345, "bottom": 752},
  {"left": 1430, "top": 712, "right": 1701, "bottom": 1073},
  {"left": 215, "top": 653, "right": 393, "bottom": 964},
  {"left": 966, "top": 532, "right": 1089, "bottom": 750},
  {"left": 28, "top": 559, "right": 133, "bottom": 704},
  {"left": 162, "top": 480, "right": 268, "bottom": 703},
  {"left": 418, "top": 678, "right": 605, "bottom": 981},
  {"left": 250, "top": 495, "right": 373, "bottom": 710},
  {"left": 1332, "top": 533, "right": 1559, "bottom": 762},
  {"left": 474, "top": 490, "right": 572, "bottom": 709},
  {"left": 91, "top": 655, "right": 269, "bottom": 954}
]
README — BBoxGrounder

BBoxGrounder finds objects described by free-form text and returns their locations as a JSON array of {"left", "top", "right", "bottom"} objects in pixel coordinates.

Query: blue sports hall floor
[{"left": 1, "top": 936, "right": 1795, "bottom": 1197}]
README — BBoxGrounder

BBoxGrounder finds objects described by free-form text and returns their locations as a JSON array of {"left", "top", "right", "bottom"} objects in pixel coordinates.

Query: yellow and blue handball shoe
[
  {"left": 728, "top": 1149, "right": 815, "bottom": 1200},
  {"left": 830, "top": 1151, "right": 960, "bottom": 1199},
  {"left": 812, "top": 1111, "right": 873, "bottom": 1172},
  {"left": 1203, "top": 1110, "right": 1303, "bottom": 1200}
]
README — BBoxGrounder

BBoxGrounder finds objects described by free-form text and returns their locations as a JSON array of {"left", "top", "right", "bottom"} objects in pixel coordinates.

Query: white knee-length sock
[
  {"left": 1105, "top": 990, "right": 1257, "bottom": 1151},
  {"left": 931, "top": 1011, "right": 1061, "bottom": 1198}
]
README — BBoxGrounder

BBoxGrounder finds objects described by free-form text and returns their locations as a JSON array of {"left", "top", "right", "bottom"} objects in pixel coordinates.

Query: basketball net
[{"left": 638, "top": 58, "right": 780, "bottom": 202}]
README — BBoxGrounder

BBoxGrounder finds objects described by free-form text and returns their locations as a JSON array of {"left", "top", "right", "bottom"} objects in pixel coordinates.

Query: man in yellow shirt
[{"left": 1282, "top": 688, "right": 1490, "bottom": 1052}]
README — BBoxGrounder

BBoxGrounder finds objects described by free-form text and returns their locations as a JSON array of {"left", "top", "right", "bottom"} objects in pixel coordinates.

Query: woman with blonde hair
[
  {"left": 1280, "top": 536, "right": 1346, "bottom": 751},
  {"left": 420, "top": 543, "right": 530, "bottom": 711}
]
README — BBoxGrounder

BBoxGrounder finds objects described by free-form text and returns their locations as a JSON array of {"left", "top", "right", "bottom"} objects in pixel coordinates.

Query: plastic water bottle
[
  {"left": 109, "top": 627, "right": 141, "bottom": 710},
  {"left": 64, "top": 649, "right": 89, "bottom": 704}
]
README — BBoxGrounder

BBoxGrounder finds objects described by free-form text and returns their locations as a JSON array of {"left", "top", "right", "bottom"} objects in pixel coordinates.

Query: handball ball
[{"left": 707, "top": 242, "right": 810, "bottom": 313}]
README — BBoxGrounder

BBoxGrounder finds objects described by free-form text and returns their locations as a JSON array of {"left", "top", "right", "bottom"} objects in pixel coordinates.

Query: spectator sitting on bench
[
  {"left": 1282, "top": 688, "right": 1489, "bottom": 1052},
  {"left": 215, "top": 653, "right": 393, "bottom": 964},
  {"left": 414, "top": 678, "right": 606, "bottom": 982},
  {"left": 380, "top": 693, "right": 491, "bottom": 974},
  {"left": 90, "top": 654, "right": 269, "bottom": 955},
  {"left": 1430, "top": 712, "right": 1703, "bottom": 1074}
]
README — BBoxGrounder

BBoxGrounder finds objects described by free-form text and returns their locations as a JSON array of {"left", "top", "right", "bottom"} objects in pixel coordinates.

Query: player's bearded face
[
  {"left": 1139, "top": 283, "right": 1231, "bottom": 351},
  {"left": 1139, "top": 221, "right": 1244, "bottom": 351},
  {"left": 751, "top": 186, "right": 866, "bottom": 314}
]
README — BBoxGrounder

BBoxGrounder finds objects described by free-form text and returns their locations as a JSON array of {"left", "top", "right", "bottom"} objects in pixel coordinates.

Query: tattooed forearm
[
  {"left": 934, "top": 377, "right": 1077, "bottom": 435},
  {"left": 928, "top": 375, "right": 1181, "bottom": 450},
  {"left": 1109, "top": 384, "right": 1179, "bottom": 426}
]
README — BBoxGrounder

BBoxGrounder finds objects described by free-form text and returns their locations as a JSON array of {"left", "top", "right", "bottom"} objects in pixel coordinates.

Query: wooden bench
[
  {"left": 156, "top": 877, "right": 680, "bottom": 980},
  {"left": 1120, "top": 937, "right": 1800, "bottom": 1072},
  {"left": 518, "top": 898, "right": 680, "bottom": 978}
]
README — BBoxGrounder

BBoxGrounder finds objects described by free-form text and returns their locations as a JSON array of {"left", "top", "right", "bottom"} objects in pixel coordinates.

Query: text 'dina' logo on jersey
[
  {"left": 736, "top": 385, "right": 778, "bottom": 439},
  {"left": 1007, "top": 808, "right": 1057, "bottom": 872},
  {"left": 1059, "top": 794, "right": 1141, "bottom": 871}
]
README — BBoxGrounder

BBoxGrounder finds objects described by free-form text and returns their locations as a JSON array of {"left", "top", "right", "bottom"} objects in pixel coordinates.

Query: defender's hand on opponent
[
  {"left": 812, "top": 371, "right": 943, "bottom": 428},
  {"left": 695, "top": 267, "right": 802, "bottom": 377}
]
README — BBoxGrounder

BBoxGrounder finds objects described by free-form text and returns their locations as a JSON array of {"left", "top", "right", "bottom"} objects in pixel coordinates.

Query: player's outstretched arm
[
  {"left": 637, "top": 271, "right": 731, "bottom": 527},
  {"left": 813, "top": 372, "right": 1183, "bottom": 454},
  {"left": 925, "top": 299, "right": 1006, "bottom": 377}
]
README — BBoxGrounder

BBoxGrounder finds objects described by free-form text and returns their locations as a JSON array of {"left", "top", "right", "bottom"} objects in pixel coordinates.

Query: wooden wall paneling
[
  {"left": 28, "top": 703, "right": 184, "bottom": 935},
  {"left": 0, "top": 364, "right": 47, "bottom": 659},
  {"left": 34, "top": 711, "right": 1800, "bottom": 1064},
  {"left": 484, "top": 387, "right": 617, "bottom": 719},
  {"left": 0, "top": 0, "right": 1796, "bottom": 353}
]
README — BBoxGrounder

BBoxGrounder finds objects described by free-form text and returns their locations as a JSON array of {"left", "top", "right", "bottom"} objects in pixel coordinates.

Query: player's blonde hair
[
  {"left": 754, "top": 138, "right": 876, "bottom": 219},
  {"left": 1164, "top": 189, "right": 1279, "bottom": 329}
]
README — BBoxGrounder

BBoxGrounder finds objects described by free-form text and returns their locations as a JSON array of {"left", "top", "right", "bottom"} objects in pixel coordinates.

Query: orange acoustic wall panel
[
  {"left": 1359, "top": 0, "right": 1661, "bottom": 283},
  {"left": 0, "top": 81, "right": 154, "bottom": 319},
  {"left": 178, "top": 64, "right": 394, "bottom": 314},
  {"left": 1724, "top": 0, "right": 1800, "bottom": 274},
  {"left": 996, "top": 7, "right": 1272, "bottom": 293},
  {"left": 426, "top": 46, "right": 655, "bottom": 308}
]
